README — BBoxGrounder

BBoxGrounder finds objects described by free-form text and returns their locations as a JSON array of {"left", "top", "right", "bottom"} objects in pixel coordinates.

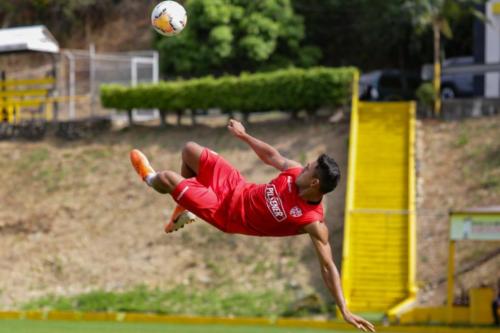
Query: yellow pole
[
  {"left": 45, "top": 102, "right": 53, "bottom": 121},
  {"left": 447, "top": 240, "right": 455, "bottom": 324},
  {"left": 433, "top": 22, "right": 442, "bottom": 116},
  {"left": 7, "top": 105, "right": 14, "bottom": 123},
  {"left": 408, "top": 102, "right": 417, "bottom": 295}
]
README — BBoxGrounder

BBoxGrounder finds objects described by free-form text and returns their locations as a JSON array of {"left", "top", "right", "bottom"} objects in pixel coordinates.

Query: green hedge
[{"left": 100, "top": 67, "right": 356, "bottom": 113}]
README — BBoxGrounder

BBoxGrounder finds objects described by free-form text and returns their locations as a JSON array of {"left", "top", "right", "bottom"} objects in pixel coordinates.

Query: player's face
[{"left": 296, "top": 160, "right": 320, "bottom": 189}]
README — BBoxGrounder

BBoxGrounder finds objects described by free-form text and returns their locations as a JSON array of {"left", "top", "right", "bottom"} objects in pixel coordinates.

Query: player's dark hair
[{"left": 315, "top": 154, "right": 341, "bottom": 194}]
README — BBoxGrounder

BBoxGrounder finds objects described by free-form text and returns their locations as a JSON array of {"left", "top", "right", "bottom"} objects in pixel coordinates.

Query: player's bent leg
[
  {"left": 129, "top": 149, "right": 197, "bottom": 232},
  {"left": 148, "top": 170, "right": 198, "bottom": 232},
  {"left": 153, "top": 170, "right": 184, "bottom": 194},
  {"left": 170, "top": 177, "right": 227, "bottom": 233},
  {"left": 181, "top": 141, "right": 204, "bottom": 177}
]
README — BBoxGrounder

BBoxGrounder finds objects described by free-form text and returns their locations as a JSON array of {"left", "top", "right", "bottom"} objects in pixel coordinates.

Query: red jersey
[
  {"left": 225, "top": 167, "right": 324, "bottom": 236},
  {"left": 172, "top": 149, "right": 324, "bottom": 237}
]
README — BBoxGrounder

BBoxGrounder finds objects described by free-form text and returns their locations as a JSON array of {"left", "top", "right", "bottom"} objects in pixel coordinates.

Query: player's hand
[
  {"left": 343, "top": 311, "right": 375, "bottom": 332},
  {"left": 227, "top": 119, "right": 246, "bottom": 138}
]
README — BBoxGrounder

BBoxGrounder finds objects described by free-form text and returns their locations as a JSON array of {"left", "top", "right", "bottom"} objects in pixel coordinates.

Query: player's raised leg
[
  {"left": 180, "top": 141, "right": 204, "bottom": 178},
  {"left": 170, "top": 141, "right": 205, "bottom": 225},
  {"left": 129, "top": 149, "right": 195, "bottom": 232}
]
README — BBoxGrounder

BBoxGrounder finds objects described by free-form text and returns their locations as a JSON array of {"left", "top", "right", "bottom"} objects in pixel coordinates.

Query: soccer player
[{"left": 130, "top": 119, "right": 375, "bottom": 332}]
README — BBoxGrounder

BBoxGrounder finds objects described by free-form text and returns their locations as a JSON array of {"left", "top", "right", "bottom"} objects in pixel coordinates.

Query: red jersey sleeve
[{"left": 283, "top": 166, "right": 302, "bottom": 176}]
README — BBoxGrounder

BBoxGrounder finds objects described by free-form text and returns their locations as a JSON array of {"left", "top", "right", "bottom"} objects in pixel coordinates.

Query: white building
[{"left": 484, "top": 1, "right": 500, "bottom": 97}]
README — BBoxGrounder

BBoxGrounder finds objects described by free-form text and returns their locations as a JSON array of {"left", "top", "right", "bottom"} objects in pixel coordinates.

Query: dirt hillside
[
  {"left": 0, "top": 113, "right": 498, "bottom": 310},
  {"left": 0, "top": 116, "right": 349, "bottom": 309},
  {"left": 417, "top": 115, "right": 500, "bottom": 305}
]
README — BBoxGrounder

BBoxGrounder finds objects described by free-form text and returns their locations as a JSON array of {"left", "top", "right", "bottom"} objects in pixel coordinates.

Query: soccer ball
[{"left": 151, "top": 1, "right": 187, "bottom": 37}]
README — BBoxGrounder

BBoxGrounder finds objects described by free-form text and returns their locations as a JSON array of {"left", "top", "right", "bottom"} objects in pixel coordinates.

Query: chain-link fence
[
  {"left": 58, "top": 47, "right": 159, "bottom": 121},
  {"left": 0, "top": 47, "right": 159, "bottom": 139}
]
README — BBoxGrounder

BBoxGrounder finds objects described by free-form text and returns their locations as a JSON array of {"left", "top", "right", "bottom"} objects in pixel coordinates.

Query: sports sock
[{"left": 145, "top": 173, "right": 157, "bottom": 186}]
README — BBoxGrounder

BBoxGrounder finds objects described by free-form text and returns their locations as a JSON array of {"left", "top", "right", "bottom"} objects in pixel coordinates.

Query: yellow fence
[
  {"left": 0, "top": 77, "right": 91, "bottom": 136},
  {"left": 0, "top": 77, "right": 56, "bottom": 124},
  {"left": 342, "top": 77, "right": 417, "bottom": 315}
]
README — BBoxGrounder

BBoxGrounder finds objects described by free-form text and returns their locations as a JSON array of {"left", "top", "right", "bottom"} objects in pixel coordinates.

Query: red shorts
[{"left": 171, "top": 148, "right": 245, "bottom": 231}]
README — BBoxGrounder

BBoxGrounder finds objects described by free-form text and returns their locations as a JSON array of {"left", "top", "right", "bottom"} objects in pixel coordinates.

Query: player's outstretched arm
[
  {"left": 304, "top": 222, "right": 376, "bottom": 332},
  {"left": 227, "top": 119, "right": 301, "bottom": 171}
]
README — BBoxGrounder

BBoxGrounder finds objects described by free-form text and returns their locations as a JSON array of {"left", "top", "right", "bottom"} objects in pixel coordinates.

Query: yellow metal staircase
[{"left": 342, "top": 99, "right": 417, "bottom": 314}]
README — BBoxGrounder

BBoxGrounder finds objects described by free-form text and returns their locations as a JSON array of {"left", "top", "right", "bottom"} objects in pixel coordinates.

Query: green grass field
[{"left": 0, "top": 320, "right": 349, "bottom": 333}]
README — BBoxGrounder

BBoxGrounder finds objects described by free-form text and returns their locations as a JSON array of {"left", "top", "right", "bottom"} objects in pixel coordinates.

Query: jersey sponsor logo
[
  {"left": 264, "top": 184, "right": 287, "bottom": 222},
  {"left": 290, "top": 206, "right": 303, "bottom": 217}
]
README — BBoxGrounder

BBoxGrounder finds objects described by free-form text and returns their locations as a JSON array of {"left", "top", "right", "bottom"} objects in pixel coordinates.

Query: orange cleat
[
  {"left": 130, "top": 149, "right": 155, "bottom": 181},
  {"left": 164, "top": 205, "right": 196, "bottom": 233}
]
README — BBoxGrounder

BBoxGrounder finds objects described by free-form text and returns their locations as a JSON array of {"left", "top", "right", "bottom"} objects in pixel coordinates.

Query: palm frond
[{"left": 440, "top": 19, "right": 453, "bottom": 38}]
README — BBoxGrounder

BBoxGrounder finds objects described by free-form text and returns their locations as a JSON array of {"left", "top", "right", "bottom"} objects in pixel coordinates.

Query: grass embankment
[{"left": 21, "top": 286, "right": 314, "bottom": 317}]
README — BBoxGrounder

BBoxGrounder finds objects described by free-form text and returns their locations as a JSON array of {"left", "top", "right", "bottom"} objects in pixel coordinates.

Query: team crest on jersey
[
  {"left": 264, "top": 184, "right": 287, "bottom": 222},
  {"left": 290, "top": 206, "right": 303, "bottom": 217}
]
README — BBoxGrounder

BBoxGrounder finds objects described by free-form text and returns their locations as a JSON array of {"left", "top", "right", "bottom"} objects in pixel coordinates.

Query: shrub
[
  {"left": 100, "top": 67, "right": 356, "bottom": 118},
  {"left": 416, "top": 82, "right": 435, "bottom": 109}
]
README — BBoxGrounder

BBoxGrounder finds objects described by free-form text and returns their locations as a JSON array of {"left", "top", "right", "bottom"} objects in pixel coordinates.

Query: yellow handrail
[
  {"left": 408, "top": 101, "right": 417, "bottom": 295},
  {"left": 0, "top": 77, "right": 55, "bottom": 88},
  {"left": 0, "top": 89, "right": 51, "bottom": 98},
  {"left": 341, "top": 69, "right": 360, "bottom": 308},
  {"left": 0, "top": 95, "right": 89, "bottom": 123},
  {"left": 0, "top": 95, "right": 89, "bottom": 107}
]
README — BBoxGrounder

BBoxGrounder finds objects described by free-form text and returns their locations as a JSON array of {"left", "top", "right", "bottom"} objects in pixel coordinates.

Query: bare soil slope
[
  {"left": 0, "top": 118, "right": 349, "bottom": 308},
  {"left": 1, "top": 114, "right": 498, "bottom": 310},
  {"left": 417, "top": 115, "right": 500, "bottom": 305}
]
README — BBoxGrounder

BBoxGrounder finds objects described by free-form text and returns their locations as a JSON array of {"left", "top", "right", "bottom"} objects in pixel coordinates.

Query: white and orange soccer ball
[{"left": 151, "top": 1, "right": 187, "bottom": 37}]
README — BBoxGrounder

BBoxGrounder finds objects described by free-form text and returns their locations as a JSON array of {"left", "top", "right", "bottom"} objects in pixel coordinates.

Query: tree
[
  {"left": 0, "top": 0, "right": 118, "bottom": 41},
  {"left": 293, "top": 0, "right": 421, "bottom": 70},
  {"left": 154, "top": 0, "right": 321, "bottom": 77},
  {"left": 405, "top": 0, "right": 486, "bottom": 114}
]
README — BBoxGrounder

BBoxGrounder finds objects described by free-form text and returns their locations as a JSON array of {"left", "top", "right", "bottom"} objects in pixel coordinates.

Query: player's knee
[{"left": 182, "top": 141, "right": 203, "bottom": 159}]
